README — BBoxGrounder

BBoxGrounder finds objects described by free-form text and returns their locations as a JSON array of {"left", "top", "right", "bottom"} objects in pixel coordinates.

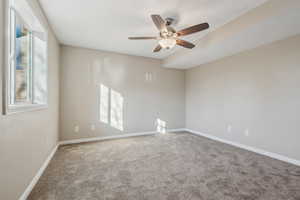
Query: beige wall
[
  {"left": 0, "top": 0, "right": 60, "bottom": 199},
  {"left": 185, "top": 34, "right": 300, "bottom": 161},
  {"left": 60, "top": 45, "right": 185, "bottom": 141}
]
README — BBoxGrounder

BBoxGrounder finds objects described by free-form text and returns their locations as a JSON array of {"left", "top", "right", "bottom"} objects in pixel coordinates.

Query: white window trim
[{"left": 2, "top": 0, "right": 49, "bottom": 115}]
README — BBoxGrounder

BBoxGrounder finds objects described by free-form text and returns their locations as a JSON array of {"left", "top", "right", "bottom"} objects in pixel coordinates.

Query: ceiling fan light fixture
[
  {"left": 128, "top": 14, "right": 210, "bottom": 52},
  {"left": 158, "top": 38, "right": 176, "bottom": 49}
]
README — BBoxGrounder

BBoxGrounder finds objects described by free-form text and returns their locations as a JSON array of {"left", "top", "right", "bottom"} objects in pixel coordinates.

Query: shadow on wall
[{"left": 99, "top": 84, "right": 124, "bottom": 131}]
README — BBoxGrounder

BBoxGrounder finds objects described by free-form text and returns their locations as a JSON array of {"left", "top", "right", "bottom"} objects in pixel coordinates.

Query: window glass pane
[
  {"left": 33, "top": 33, "right": 47, "bottom": 104},
  {"left": 15, "top": 14, "right": 31, "bottom": 103},
  {"left": 9, "top": 9, "right": 16, "bottom": 105}
]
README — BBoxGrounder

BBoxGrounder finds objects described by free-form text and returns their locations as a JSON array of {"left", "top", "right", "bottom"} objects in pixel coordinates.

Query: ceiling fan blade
[
  {"left": 153, "top": 45, "right": 162, "bottom": 52},
  {"left": 177, "top": 23, "right": 209, "bottom": 36},
  {"left": 128, "top": 36, "right": 157, "bottom": 40},
  {"left": 176, "top": 39, "right": 195, "bottom": 49},
  {"left": 151, "top": 15, "right": 166, "bottom": 31}
]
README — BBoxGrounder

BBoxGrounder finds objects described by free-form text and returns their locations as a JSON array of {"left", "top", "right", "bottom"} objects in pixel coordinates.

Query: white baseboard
[
  {"left": 59, "top": 128, "right": 186, "bottom": 146},
  {"left": 167, "top": 128, "right": 186, "bottom": 133},
  {"left": 19, "top": 144, "right": 59, "bottom": 200},
  {"left": 59, "top": 131, "right": 157, "bottom": 145},
  {"left": 185, "top": 128, "right": 300, "bottom": 167}
]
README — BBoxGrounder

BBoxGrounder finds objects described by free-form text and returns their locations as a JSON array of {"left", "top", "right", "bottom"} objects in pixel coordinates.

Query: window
[{"left": 3, "top": 0, "right": 48, "bottom": 114}]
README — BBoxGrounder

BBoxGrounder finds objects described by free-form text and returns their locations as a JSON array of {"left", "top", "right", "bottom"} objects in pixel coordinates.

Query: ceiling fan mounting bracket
[{"left": 165, "top": 17, "right": 175, "bottom": 26}]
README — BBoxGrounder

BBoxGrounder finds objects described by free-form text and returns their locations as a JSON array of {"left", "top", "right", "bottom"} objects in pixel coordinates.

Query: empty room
[{"left": 1, "top": 0, "right": 300, "bottom": 199}]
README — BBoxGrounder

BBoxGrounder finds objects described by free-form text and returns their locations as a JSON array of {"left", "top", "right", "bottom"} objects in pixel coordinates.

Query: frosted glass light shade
[{"left": 158, "top": 38, "right": 176, "bottom": 49}]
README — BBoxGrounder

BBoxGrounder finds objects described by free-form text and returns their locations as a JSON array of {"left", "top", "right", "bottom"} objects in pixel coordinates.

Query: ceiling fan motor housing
[{"left": 165, "top": 17, "right": 175, "bottom": 26}]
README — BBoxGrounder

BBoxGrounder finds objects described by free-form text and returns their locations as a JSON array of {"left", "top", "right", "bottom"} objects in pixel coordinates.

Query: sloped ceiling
[{"left": 163, "top": 0, "right": 300, "bottom": 69}]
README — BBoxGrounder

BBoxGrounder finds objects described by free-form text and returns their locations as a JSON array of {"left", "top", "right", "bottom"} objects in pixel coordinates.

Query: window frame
[{"left": 3, "top": 0, "right": 49, "bottom": 115}]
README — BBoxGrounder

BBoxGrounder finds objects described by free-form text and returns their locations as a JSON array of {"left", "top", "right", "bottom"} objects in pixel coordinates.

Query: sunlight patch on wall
[
  {"left": 110, "top": 90, "right": 124, "bottom": 131},
  {"left": 156, "top": 118, "right": 167, "bottom": 133},
  {"left": 99, "top": 84, "right": 124, "bottom": 131},
  {"left": 100, "top": 84, "right": 109, "bottom": 123}
]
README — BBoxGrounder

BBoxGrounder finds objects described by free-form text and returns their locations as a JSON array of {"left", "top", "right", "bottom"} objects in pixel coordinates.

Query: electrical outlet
[{"left": 74, "top": 125, "right": 79, "bottom": 133}]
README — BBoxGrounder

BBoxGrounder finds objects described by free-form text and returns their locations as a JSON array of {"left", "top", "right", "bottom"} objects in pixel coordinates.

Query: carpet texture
[{"left": 28, "top": 132, "right": 300, "bottom": 200}]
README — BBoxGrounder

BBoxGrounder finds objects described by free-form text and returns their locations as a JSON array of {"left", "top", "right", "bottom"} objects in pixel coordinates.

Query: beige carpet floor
[{"left": 28, "top": 132, "right": 300, "bottom": 200}]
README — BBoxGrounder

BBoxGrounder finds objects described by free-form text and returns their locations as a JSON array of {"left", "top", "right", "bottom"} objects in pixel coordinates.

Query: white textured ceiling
[
  {"left": 163, "top": 0, "right": 300, "bottom": 69},
  {"left": 39, "top": 0, "right": 268, "bottom": 60}
]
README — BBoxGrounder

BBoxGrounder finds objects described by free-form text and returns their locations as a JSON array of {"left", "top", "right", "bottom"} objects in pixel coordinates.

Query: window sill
[{"left": 5, "top": 104, "right": 48, "bottom": 115}]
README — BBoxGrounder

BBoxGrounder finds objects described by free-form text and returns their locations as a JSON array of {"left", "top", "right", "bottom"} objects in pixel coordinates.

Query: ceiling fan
[{"left": 128, "top": 15, "right": 209, "bottom": 52}]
